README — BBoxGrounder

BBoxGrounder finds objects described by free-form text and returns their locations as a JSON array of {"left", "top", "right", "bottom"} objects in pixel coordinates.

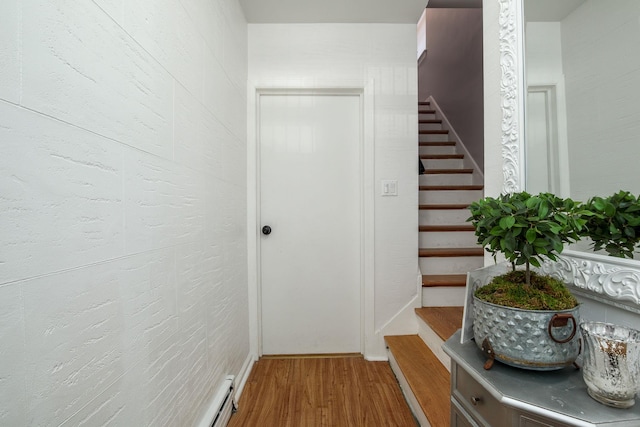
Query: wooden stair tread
[
  {"left": 418, "top": 101, "right": 431, "bottom": 106},
  {"left": 419, "top": 247, "right": 484, "bottom": 257},
  {"left": 420, "top": 154, "right": 464, "bottom": 159},
  {"left": 419, "top": 224, "right": 475, "bottom": 232},
  {"left": 419, "top": 185, "right": 483, "bottom": 191},
  {"left": 419, "top": 141, "right": 456, "bottom": 146},
  {"left": 423, "top": 168, "right": 473, "bottom": 174},
  {"left": 418, "top": 109, "right": 436, "bottom": 114},
  {"left": 419, "top": 119, "right": 442, "bottom": 124},
  {"left": 415, "top": 307, "right": 464, "bottom": 341},
  {"left": 419, "top": 204, "right": 470, "bottom": 210},
  {"left": 419, "top": 129, "right": 449, "bottom": 134},
  {"left": 385, "top": 335, "right": 450, "bottom": 427},
  {"left": 422, "top": 274, "right": 468, "bottom": 287}
]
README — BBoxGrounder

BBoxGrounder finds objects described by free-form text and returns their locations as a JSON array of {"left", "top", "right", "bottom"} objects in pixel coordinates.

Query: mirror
[
  {"left": 497, "top": 0, "right": 640, "bottom": 312},
  {"left": 523, "top": 0, "right": 640, "bottom": 255}
]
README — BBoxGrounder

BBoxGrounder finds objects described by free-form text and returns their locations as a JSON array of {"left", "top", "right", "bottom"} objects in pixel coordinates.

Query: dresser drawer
[
  {"left": 451, "top": 397, "right": 481, "bottom": 427},
  {"left": 452, "top": 364, "right": 509, "bottom": 427}
]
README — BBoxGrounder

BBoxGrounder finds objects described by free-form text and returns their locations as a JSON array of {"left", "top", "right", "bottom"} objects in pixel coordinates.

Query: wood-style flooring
[{"left": 227, "top": 356, "right": 418, "bottom": 427}]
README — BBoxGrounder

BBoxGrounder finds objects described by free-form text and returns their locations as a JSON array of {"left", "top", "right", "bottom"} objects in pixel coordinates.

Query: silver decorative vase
[
  {"left": 580, "top": 322, "right": 640, "bottom": 408},
  {"left": 473, "top": 297, "right": 580, "bottom": 370}
]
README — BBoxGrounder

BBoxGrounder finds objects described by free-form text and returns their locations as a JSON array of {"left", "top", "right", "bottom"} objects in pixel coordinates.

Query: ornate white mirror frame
[{"left": 499, "top": 0, "right": 640, "bottom": 314}]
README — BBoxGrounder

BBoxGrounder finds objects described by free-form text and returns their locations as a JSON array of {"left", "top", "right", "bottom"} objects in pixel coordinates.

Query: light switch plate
[{"left": 381, "top": 180, "right": 398, "bottom": 196}]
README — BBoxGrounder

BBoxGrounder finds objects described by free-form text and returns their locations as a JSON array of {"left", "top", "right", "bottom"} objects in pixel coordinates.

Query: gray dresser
[{"left": 443, "top": 330, "right": 640, "bottom": 426}]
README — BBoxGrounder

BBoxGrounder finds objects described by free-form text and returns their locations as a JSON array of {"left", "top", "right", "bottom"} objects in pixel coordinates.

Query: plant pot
[
  {"left": 473, "top": 296, "right": 580, "bottom": 370},
  {"left": 580, "top": 321, "right": 640, "bottom": 408}
]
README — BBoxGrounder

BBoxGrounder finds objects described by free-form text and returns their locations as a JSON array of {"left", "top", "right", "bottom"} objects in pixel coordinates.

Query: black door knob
[{"left": 262, "top": 225, "right": 272, "bottom": 235}]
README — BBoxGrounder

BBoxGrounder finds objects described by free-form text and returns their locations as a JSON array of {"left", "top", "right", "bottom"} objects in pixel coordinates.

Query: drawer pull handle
[{"left": 470, "top": 396, "right": 481, "bottom": 406}]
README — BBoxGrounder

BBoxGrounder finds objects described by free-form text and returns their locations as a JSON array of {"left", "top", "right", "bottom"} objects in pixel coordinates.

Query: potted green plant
[
  {"left": 466, "top": 191, "right": 588, "bottom": 370},
  {"left": 582, "top": 190, "right": 640, "bottom": 258}
]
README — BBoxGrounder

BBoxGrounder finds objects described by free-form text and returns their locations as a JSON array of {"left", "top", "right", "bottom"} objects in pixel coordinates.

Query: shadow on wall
[{"left": 418, "top": 7, "right": 484, "bottom": 172}]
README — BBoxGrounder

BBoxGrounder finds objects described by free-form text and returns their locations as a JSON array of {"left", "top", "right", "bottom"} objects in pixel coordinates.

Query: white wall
[
  {"left": 248, "top": 24, "right": 419, "bottom": 358},
  {"left": 525, "top": 22, "right": 564, "bottom": 85},
  {"left": 0, "top": 1, "right": 249, "bottom": 426},
  {"left": 561, "top": 0, "right": 640, "bottom": 201}
]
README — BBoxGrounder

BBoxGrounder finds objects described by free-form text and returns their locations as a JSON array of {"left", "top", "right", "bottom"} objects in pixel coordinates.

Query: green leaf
[
  {"left": 604, "top": 202, "right": 616, "bottom": 217},
  {"left": 538, "top": 201, "right": 549, "bottom": 218},
  {"left": 526, "top": 228, "right": 537, "bottom": 243},
  {"left": 525, "top": 196, "right": 539, "bottom": 209},
  {"left": 499, "top": 216, "right": 516, "bottom": 230}
]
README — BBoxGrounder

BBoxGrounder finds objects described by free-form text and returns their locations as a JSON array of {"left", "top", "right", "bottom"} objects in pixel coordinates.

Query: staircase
[
  {"left": 384, "top": 99, "right": 484, "bottom": 426},
  {"left": 418, "top": 99, "right": 484, "bottom": 307}
]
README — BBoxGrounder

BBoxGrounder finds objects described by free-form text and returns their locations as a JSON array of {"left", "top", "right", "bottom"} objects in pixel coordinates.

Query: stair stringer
[
  {"left": 365, "top": 272, "right": 423, "bottom": 361},
  {"left": 426, "top": 95, "right": 484, "bottom": 186}
]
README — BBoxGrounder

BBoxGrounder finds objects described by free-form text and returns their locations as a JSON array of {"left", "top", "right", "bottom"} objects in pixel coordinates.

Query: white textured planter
[{"left": 473, "top": 297, "right": 581, "bottom": 370}]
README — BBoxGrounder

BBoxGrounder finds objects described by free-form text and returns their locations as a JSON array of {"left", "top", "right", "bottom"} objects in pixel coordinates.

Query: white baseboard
[{"left": 233, "top": 353, "right": 256, "bottom": 409}]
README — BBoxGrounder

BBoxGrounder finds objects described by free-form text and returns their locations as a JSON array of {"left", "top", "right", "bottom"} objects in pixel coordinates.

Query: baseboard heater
[{"left": 200, "top": 375, "right": 236, "bottom": 427}]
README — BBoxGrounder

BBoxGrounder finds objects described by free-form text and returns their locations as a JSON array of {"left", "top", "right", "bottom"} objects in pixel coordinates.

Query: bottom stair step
[{"left": 385, "top": 335, "right": 450, "bottom": 427}]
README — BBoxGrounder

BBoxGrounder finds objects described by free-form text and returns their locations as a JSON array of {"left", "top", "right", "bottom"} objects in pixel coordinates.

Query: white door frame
[{"left": 247, "top": 86, "right": 375, "bottom": 358}]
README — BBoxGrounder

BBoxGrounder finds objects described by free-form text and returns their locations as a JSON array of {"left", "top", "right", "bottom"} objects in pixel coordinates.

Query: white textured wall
[
  {"left": 0, "top": 1, "right": 249, "bottom": 426},
  {"left": 562, "top": 0, "right": 640, "bottom": 201},
  {"left": 248, "top": 24, "right": 419, "bottom": 347}
]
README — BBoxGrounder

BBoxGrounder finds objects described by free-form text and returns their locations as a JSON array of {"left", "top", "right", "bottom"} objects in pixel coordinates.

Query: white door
[{"left": 259, "top": 93, "right": 361, "bottom": 355}]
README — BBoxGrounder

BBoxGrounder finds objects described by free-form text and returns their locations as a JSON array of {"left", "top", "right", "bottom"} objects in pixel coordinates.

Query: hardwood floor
[{"left": 228, "top": 356, "right": 418, "bottom": 427}]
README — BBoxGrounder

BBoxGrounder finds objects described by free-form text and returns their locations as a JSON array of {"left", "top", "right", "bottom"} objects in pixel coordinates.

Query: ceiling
[
  {"left": 239, "top": 0, "right": 428, "bottom": 24},
  {"left": 524, "top": 0, "right": 585, "bottom": 21}
]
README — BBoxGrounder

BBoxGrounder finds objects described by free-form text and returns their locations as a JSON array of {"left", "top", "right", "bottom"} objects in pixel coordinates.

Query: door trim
[{"left": 247, "top": 86, "right": 375, "bottom": 358}]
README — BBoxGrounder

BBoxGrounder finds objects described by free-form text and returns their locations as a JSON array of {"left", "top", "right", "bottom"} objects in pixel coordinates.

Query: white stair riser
[
  {"left": 419, "top": 190, "right": 483, "bottom": 204},
  {"left": 421, "top": 286, "right": 467, "bottom": 307},
  {"left": 420, "top": 173, "right": 473, "bottom": 186},
  {"left": 420, "top": 158, "right": 464, "bottom": 169},
  {"left": 419, "top": 145, "right": 456, "bottom": 155},
  {"left": 418, "top": 112, "right": 436, "bottom": 120},
  {"left": 419, "top": 123, "right": 443, "bottom": 131},
  {"left": 419, "top": 133, "right": 450, "bottom": 142},
  {"left": 420, "top": 231, "right": 477, "bottom": 248},
  {"left": 419, "top": 256, "right": 484, "bottom": 275},
  {"left": 419, "top": 209, "right": 471, "bottom": 225},
  {"left": 417, "top": 319, "right": 451, "bottom": 371}
]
